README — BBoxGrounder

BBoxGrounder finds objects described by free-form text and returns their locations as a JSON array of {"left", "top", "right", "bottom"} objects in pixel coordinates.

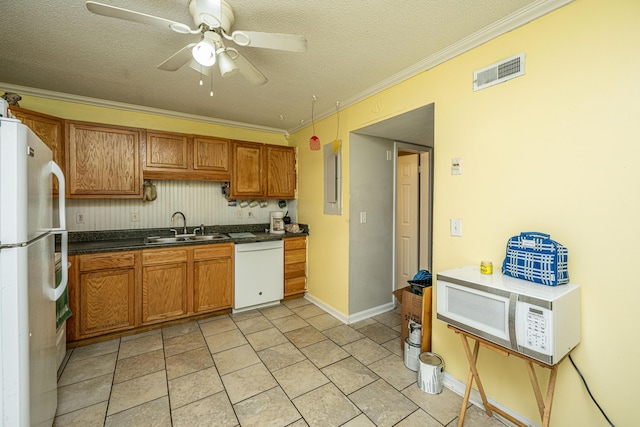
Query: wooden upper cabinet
[
  {"left": 144, "top": 131, "right": 189, "bottom": 171},
  {"left": 66, "top": 121, "right": 143, "bottom": 198},
  {"left": 230, "top": 140, "right": 265, "bottom": 198},
  {"left": 266, "top": 145, "right": 296, "bottom": 199},
  {"left": 143, "top": 131, "right": 230, "bottom": 181},
  {"left": 10, "top": 106, "right": 64, "bottom": 196},
  {"left": 193, "top": 136, "right": 230, "bottom": 177},
  {"left": 230, "top": 141, "right": 296, "bottom": 199}
]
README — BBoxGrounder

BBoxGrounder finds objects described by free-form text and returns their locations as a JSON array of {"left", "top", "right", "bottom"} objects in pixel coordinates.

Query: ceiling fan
[{"left": 85, "top": 0, "right": 307, "bottom": 86}]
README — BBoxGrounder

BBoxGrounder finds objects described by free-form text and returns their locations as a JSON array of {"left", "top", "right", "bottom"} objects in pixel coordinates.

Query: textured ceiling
[{"left": 0, "top": 1, "right": 566, "bottom": 133}]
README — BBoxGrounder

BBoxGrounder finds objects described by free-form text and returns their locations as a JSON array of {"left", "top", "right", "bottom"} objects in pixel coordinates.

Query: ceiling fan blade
[
  {"left": 234, "top": 53, "right": 268, "bottom": 86},
  {"left": 230, "top": 31, "right": 307, "bottom": 52},
  {"left": 86, "top": 1, "right": 194, "bottom": 34},
  {"left": 157, "top": 44, "right": 197, "bottom": 71}
]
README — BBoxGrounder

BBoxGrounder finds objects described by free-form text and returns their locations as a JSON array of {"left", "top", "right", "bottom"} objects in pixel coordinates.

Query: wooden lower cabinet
[
  {"left": 141, "top": 248, "right": 189, "bottom": 325},
  {"left": 193, "top": 244, "right": 234, "bottom": 313},
  {"left": 72, "top": 251, "right": 138, "bottom": 340},
  {"left": 67, "top": 243, "right": 234, "bottom": 343},
  {"left": 284, "top": 236, "right": 307, "bottom": 297}
]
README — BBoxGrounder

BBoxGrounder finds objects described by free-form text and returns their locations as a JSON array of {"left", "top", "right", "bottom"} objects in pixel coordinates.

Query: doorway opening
[{"left": 395, "top": 143, "right": 433, "bottom": 291}]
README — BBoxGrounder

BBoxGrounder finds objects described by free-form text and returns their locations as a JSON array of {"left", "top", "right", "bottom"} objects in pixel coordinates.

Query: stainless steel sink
[
  {"left": 192, "top": 234, "right": 228, "bottom": 241},
  {"left": 145, "top": 233, "right": 229, "bottom": 244}
]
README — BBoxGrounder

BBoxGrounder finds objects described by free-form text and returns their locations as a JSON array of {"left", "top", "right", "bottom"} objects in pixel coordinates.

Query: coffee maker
[{"left": 269, "top": 211, "right": 285, "bottom": 234}]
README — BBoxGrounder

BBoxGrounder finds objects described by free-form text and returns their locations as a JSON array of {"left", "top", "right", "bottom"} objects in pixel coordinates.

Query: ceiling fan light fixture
[
  {"left": 192, "top": 39, "right": 216, "bottom": 66},
  {"left": 216, "top": 49, "right": 239, "bottom": 77}
]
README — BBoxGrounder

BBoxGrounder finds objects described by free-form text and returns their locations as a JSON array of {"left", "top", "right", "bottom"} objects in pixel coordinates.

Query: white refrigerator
[{"left": 0, "top": 117, "right": 67, "bottom": 427}]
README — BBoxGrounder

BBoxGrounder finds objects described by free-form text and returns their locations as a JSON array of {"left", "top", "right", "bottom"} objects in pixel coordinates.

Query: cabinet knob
[{"left": 259, "top": 291, "right": 263, "bottom": 295}]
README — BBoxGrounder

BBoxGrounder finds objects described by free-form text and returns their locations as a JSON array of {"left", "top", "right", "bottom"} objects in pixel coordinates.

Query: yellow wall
[
  {"left": 6, "top": 95, "right": 288, "bottom": 145},
  {"left": 292, "top": 0, "right": 638, "bottom": 424}
]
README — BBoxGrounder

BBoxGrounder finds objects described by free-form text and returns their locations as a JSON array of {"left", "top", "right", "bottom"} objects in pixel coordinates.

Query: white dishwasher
[{"left": 234, "top": 240, "right": 284, "bottom": 311}]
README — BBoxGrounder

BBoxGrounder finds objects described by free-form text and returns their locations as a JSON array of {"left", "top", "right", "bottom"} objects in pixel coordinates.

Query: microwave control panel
[{"left": 518, "top": 303, "right": 553, "bottom": 355}]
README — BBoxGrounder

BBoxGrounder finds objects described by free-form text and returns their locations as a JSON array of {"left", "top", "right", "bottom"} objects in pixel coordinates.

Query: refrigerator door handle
[
  {"left": 50, "top": 161, "right": 66, "bottom": 231},
  {"left": 51, "top": 160, "right": 68, "bottom": 301},
  {"left": 52, "top": 231, "right": 68, "bottom": 301}
]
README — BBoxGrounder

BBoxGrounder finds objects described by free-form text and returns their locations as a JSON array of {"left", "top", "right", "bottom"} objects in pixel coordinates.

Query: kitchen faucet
[
  {"left": 171, "top": 211, "right": 187, "bottom": 235},
  {"left": 193, "top": 223, "right": 206, "bottom": 235}
]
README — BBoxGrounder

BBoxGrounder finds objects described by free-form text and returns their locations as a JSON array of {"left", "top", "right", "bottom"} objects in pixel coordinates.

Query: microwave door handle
[{"left": 508, "top": 293, "right": 519, "bottom": 351}]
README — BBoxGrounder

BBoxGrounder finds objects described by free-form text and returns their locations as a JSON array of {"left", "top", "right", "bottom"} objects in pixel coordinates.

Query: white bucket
[
  {"left": 418, "top": 352, "right": 444, "bottom": 394},
  {"left": 403, "top": 338, "right": 421, "bottom": 371}
]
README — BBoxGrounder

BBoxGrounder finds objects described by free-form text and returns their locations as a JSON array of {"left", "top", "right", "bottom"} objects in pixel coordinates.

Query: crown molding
[
  {"left": 286, "top": 0, "right": 574, "bottom": 134},
  {"left": 0, "top": 82, "right": 288, "bottom": 136}
]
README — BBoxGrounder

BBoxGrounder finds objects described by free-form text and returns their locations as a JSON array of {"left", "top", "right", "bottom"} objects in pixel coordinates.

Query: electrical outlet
[
  {"left": 131, "top": 211, "right": 140, "bottom": 222},
  {"left": 450, "top": 219, "right": 462, "bottom": 236},
  {"left": 76, "top": 212, "right": 85, "bottom": 224},
  {"left": 237, "top": 210, "right": 243, "bottom": 219},
  {"left": 360, "top": 212, "right": 367, "bottom": 224}
]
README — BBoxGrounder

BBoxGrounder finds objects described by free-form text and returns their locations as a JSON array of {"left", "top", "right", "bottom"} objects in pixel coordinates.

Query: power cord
[{"left": 568, "top": 354, "right": 615, "bottom": 427}]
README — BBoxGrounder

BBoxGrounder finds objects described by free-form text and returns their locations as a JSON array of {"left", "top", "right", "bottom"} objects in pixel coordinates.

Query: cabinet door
[
  {"left": 79, "top": 268, "right": 135, "bottom": 337},
  {"left": 10, "top": 107, "right": 64, "bottom": 196},
  {"left": 266, "top": 145, "right": 296, "bottom": 199},
  {"left": 141, "top": 249, "right": 189, "bottom": 324},
  {"left": 142, "top": 263, "right": 188, "bottom": 324},
  {"left": 193, "top": 244, "right": 233, "bottom": 313},
  {"left": 144, "top": 131, "right": 188, "bottom": 171},
  {"left": 76, "top": 251, "right": 137, "bottom": 338},
  {"left": 67, "top": 121, "right": 142, "bottom": 198},
  {"left": 231, "top": 141, "right": 264, "bottom": 198},
  {"left": 193, "top": 136, "right": 230, "bottom": 180}
]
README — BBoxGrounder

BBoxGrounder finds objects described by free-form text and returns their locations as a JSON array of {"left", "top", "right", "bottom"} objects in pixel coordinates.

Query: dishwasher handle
[{"left": 235, "top": 241, "right": 283, "bottom": 253}]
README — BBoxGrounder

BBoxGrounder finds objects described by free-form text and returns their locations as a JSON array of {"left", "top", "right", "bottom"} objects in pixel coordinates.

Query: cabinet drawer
[
  {"left": 142, "top": 248, "right": 188, "bottom": 265},
  {"left": 193, "top": 243, "right": 233, "bottom": 260},
  {"left": 285, "top": 248, "right": 306, "bottom": 265},
  {"left": 79, "top": 252, "right": 136, "bottom": 271},
  {"left": 285, "top": 262, "right": 306, "bottom": 278},
  {"left": 285, "top": 276, "right": 306, "bottom": 295},
  {"left": 284, "top": 237, "right": 306, "bottom": 251}
]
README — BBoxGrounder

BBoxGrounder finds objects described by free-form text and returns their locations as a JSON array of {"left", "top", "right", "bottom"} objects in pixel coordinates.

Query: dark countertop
[{"left": 62, "top": 223, "right": 309, "bottom": 255}]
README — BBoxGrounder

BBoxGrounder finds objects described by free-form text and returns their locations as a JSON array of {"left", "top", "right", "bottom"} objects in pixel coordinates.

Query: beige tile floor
[{"left": 54, "top": 298, "right": 506, "bottom": 427}]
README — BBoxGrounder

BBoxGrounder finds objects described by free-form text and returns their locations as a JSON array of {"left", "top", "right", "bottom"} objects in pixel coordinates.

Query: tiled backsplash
[{"left": 63, "top": 180, "right": 296, "bottom": 232}]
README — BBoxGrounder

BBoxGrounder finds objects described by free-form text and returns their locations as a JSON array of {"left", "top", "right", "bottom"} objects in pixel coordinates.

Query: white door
[{"left": 396, "top": 154, "right": 419, "bottom": 289}]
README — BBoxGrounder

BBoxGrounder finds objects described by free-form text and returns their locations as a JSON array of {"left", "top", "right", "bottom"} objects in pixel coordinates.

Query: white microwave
[{"left": 436, "top": 265, "right": 581, "bottom": 365}]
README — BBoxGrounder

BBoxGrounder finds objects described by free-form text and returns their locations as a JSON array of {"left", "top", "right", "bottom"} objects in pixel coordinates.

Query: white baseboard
[
  {"left": 442, "top": 372, "right": 539, "bottom": 427},
  {"left": 303, "top": 295, "right": 396, "bottom": 325},
  {"left": 346, "top": 302, "right": 396, "bottom": 324},
  {"left": 303, "top": 295, "right": 349, "bottom": 323}
]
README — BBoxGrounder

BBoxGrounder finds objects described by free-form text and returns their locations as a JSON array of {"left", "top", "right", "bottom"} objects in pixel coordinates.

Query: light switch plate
[
  {"left": 450, "top": 219, "right": 462, "bottom": 236},
  {"left": 451, "top": 158, "right": 462, "bottom": 175}
]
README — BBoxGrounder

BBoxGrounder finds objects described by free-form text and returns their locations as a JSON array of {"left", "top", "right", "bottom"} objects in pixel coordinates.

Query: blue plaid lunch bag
[{"left": 501, "top": 232, "right": 569, "bottom": 286}]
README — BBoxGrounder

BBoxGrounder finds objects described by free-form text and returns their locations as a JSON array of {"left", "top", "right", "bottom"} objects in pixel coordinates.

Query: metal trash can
[{"left": 417, "top": 352, "right": 444, "bottom": 394}]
